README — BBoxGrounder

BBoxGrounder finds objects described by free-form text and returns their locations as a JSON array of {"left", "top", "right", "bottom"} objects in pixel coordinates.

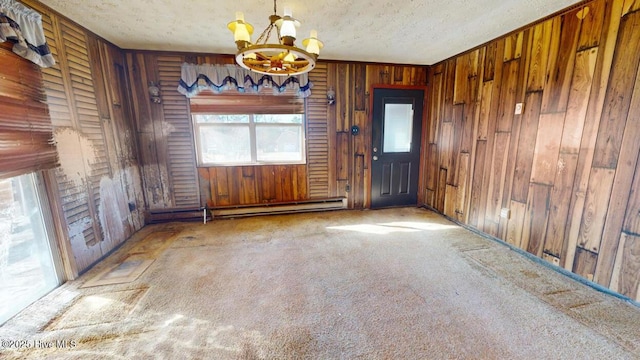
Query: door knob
[{"left": 373, "top": 156, "right": 379, "bottom": 161}]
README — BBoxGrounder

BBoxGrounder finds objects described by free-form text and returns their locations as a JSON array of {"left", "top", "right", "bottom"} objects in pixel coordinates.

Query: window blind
[
  {"left": 0, "top": 43, "right": 58, "bottom": 179},
  {"left": 189, "top": 92, "right": 304, "bottom": 115}
]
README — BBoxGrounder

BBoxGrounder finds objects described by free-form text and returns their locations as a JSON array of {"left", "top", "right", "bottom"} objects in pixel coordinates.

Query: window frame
[{"left": 193, "top": 113, "right": 307, "bottom": 167}]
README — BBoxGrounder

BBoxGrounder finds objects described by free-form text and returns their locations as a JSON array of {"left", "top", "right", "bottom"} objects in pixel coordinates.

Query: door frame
[{"left": 366, "top": 84, "right": 428, "bottom": 208}]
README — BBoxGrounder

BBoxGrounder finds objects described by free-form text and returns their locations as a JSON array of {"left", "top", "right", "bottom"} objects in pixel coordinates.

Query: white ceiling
[{"left": 38, "top": 0, "right": 582, "bottom": 65}]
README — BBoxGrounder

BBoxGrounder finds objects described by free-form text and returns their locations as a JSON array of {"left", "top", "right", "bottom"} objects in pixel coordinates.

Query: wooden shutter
[
  {"left": 307, "top": 62, "right": 330, "bottom": 198},
  {"left": 158, "top": 55, "right": 200, "bottom": 207},
  {"left": 0, "top": 42, "right": 58, "bottom": 179}
]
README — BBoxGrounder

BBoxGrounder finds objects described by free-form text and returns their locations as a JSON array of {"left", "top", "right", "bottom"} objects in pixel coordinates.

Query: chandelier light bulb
[
  {"left": 228, "top": 11, "right": 253, "bottom": 45},
  {"left": 277, "top": 7, "right": 299, "bottom": 43},
  {"left": 303, "top": 30, "right": 323, "bottom": 56},
  {"left": 283, "top": 52, "right": 297, "bottom": 62}
]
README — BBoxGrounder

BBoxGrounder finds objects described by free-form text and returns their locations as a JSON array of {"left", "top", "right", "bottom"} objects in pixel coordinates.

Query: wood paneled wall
[
  {"left": 16, "top": 0, "right": 145, "bottom": 275},
  {"left": 424, "top": 0, "right": 640, "bottom": 300},
  {"left": 127, "top": 50, "right": 427, "bottom": 209},
  {"left": 327, "top": 64, "right": 428, "bottom": 208}
]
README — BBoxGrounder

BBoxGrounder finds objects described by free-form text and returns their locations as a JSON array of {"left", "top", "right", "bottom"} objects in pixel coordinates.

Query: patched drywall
[
  {"left": 97, "top": 176, "right": 127, "bottom": 253},
  {"left": 53, "top": 128, "right": 96, "bottom": 185},
  {"left": 67, "top": 217, "right": 101, "bottom": 269}
]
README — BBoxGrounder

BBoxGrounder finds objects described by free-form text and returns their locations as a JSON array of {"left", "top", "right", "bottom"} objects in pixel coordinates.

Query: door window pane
[
  {"left": 0, "top": 173, "right": 59, "bottom": 325},
  {"left": 383, "top": 103, "right": 413, "bottom": 153}
]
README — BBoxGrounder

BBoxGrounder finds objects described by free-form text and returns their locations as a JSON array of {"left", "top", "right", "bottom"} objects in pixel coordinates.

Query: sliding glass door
[{"left": 0, "top": 172, "right": 61, "bottom": 324}]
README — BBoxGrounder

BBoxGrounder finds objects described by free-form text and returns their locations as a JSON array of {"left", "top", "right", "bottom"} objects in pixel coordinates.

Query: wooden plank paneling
[
  {"left": 527, "top": 19, "right": 555, "bottom": 92},
  {"left": 541, "top": 8, "right": 581, "bottom": 114},
  {"left": 577, "top": 1, "right": 605, "bottom": 51},
  {"left": 573, "top": 247, "right": 598, "bottom": 281},
  {"left": 610, "top": 233, "right": 640, "bottom": 301},
  {"left": 506, "top": 200, "right": 527, "bottom": 248},
  {"left": 594, "top": 52, "right": 640, "bottom": 285},
  {"left": 424, "top": 0, "right": 640, "bottom": 299},
  {"left": 523, "top": 184, "right": 551, "bottom": 257},
  {"left": 477, "top": 81, "right": 493, "bottom": 141},
  {"left": 577, "top": 167, "right": 616, "bottom": 253},
  {"left": 484, "top": 43, "right": 497, "bottom": 82},
  {"left": 511, "top": 92, "right": 542, "bottom": 202},
  {"left": 436, "top": 168, "right": 447, "bottom": 212},
  {"left": 485, "top": 132, "right": 511, "bottom": 225},
  {"left": 456, "top": 152, "right": 470, "bottom": 219},
  {"left": 592, "top": 10, "right": 640, "bottom": 169},
  {"left": 544, "top": 153, "right": 579, "bottom": 258},
  {"left": 564, "top": 0, "right": 624, "bottom": 271},
  {"left": 530, "top": 112, "right": 565, "bottom": 185},
  {"left": 624, "top": 162, "right": 640, "bottom": 235},
  {"left": 503, "top": 31, "right": 524, "bottom": 62},
  {"left": 444, "top": 185, "right": 457, "bottom": 218},
  {"left": 561, "top": 48, "right": 598, "bottom": 154},
  {"left": 429, "top": 71, "right": 444, "bottom": 143},
  {"left": 468, "top": 140, "right": 487, "bottom": 228},
  {"left": 496, "top": 59, "right": 520, "bottom": 132}
]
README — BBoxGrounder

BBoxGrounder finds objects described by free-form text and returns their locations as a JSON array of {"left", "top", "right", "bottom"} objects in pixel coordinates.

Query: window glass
[
  {"left": 195, "top": 114, "right": 305, "bottom": 166},
  {"left": 198, "top": 125, "right": 251, "bottom": 164},
  {"left": 254, "top": 114, "right": 303, "bottom": 124},
  {"left": 0, "top": 173, "right": 59, "bottom": 325},
  {"left": 194, "top": 114, "right": 250, "bottom": 123},
  {"left": 256, "top": 125, "right": 302, "bottom": 162}
]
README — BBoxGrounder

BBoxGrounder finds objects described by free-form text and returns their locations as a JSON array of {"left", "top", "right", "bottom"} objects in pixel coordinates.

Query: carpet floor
[{"left": 1, "top": 207, "right": 639, "bottom": 359}]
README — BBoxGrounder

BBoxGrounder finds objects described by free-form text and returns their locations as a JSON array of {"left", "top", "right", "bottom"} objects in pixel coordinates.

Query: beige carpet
[{"left": 1, "top": 208, "right": 639, "bottom": 359}]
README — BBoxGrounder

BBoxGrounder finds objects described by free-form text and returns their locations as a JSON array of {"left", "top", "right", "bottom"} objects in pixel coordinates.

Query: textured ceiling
[{"left": 38, "top": 0, "right": 582, "bottom": 65}]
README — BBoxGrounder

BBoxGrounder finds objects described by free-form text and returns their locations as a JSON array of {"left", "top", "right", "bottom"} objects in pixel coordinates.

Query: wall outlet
[
  {"left": 514, "top": 103, "right": 524, "bottom": 115},
  {"left": 500, "top": 208, "right": 511, "bottom": 219}
]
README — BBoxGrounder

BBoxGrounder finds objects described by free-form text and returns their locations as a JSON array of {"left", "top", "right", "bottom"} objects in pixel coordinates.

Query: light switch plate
[{"left": 515, "top": 103, "right": 524, "bottom": 115}]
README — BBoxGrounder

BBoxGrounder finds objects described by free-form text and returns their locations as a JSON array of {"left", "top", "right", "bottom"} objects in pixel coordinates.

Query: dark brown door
[{"left": 371, "top": 88, "right": 424, "bottom": 208}]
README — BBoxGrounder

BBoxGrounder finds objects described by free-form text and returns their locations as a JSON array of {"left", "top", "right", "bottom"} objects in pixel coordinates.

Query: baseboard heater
[
  {"left": 210, "top": 198, "right": 347, "bottom": 218},
  {"left": 148, "top": 207, "right": 207, "bottom": 223}
]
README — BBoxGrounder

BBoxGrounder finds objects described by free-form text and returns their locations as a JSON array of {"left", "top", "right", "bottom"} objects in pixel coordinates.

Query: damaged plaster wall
[{"left": 53, "top": 127, "right": 145, "bottom": 272}]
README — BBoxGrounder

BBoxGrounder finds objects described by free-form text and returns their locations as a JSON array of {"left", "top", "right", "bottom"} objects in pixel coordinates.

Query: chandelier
[{"left": 227, "top": 0, "right": 323, "bottom": 76}]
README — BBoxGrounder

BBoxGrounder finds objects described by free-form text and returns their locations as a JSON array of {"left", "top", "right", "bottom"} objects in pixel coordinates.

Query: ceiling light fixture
[{"left": 228, "top": 0, "right": 323, "bottom": 76}]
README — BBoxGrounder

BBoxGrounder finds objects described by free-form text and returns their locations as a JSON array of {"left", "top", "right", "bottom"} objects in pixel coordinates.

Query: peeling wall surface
[{"left": 18, "top": 0, "right": 148, "bottom": 275}]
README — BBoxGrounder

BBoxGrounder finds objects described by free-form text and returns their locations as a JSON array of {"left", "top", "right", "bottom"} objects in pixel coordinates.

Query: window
[
  {"left": 0, "top": 172, "right": 61, "bottom": 325},
  {"left": 191, "top": 93, "right": 306, "bottom": 166}
]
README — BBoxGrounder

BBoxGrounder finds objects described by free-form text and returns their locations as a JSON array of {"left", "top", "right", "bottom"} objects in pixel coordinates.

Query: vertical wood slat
[
  {"left": 594, "top": 42, "right": 640, "bottom": 285},
  {"left": 540, "top": 8, "right": 582, "bottom": 114},
  {"left": 592, "top": 10, "right": 640, "bottom": 169},
  {"left": 527, "top": 19, "right": 555, "bottom": 92},
  {"left": 560, "top": 48, "right": 598, "bottom": 154},
  {"left": 543, "top": 153, "right": 579, "bottom": 259},
  {"left": 530, "top": 112, "right": 565, "bottom": 185},
  {"left": 577, "top": 167, "right": 616, "bottom": 253},
  {"left": 563, "top": 0, "right": 625, "bottom": 271},
  {"left": 610, "top": 233, "right": 640, "bottom": 301},
  {"left": 511, "top": 92, "right": 543, "bottom": 203}
]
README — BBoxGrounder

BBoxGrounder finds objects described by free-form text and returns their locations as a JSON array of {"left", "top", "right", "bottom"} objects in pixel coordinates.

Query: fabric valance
[
  {"left": 0, "top": 0, "right": 55, "bottom": 68},
  {"left": 178, "top": 63, "right": 312, "bottom": 98}
]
